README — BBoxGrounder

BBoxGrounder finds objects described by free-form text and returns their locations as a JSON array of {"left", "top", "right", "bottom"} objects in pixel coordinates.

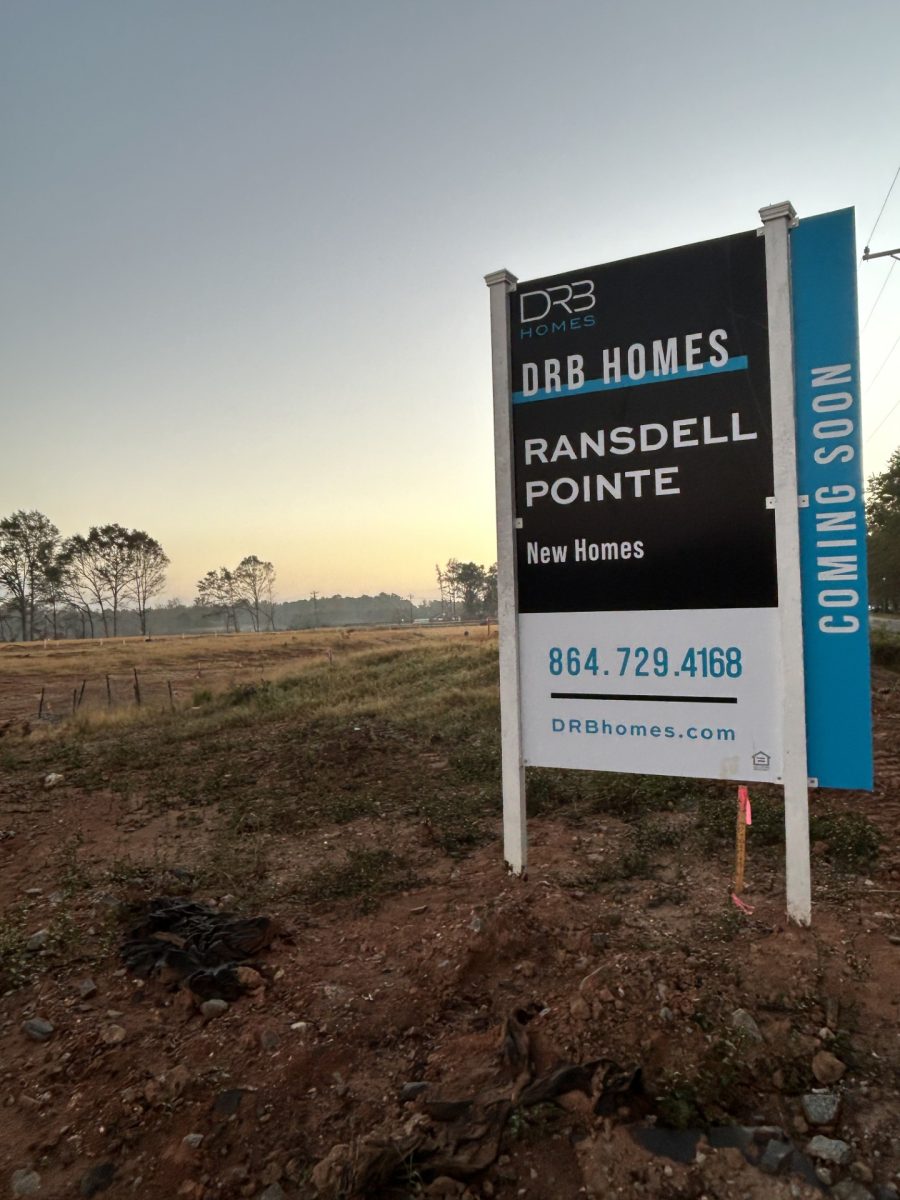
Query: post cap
[
  {"left": 484, "top": 269, "right": 518, "bottom": 291},
  {"left": 759, "top": 201, "right": 797, "bottom": 224}
]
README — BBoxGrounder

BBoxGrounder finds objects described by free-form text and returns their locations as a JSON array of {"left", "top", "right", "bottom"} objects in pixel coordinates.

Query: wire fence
[{"left": 33, "top": 669, "right": 197, "bottom": 721}]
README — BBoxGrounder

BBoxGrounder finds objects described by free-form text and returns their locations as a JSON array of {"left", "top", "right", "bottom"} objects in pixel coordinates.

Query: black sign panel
[{"left": 510, "top": 231, "right": 777, "bottom": 614}]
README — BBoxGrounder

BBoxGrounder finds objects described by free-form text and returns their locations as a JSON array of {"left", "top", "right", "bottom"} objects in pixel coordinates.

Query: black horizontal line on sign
[{"left": 549, "top": 692, "right": 738, "bottom": 705}]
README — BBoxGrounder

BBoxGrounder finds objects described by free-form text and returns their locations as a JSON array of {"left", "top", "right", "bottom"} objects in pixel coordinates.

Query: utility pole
[
  {"left": 408, "top": 593, "right": 414, "bottom": 623},
  {"left": 863, "top": 245, "right": 900, "bottom": 261},
  {"left": 310, "top": 590, "right": 319, "bottom": 629}
]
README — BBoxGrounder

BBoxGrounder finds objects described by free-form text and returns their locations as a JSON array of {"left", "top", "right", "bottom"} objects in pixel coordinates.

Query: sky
[{"left": 2, "top": 0, "right": 899, "bottom": 603}]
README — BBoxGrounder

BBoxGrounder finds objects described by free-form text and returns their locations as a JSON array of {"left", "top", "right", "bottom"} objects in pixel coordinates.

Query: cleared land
[{"left": 0, "top": 630, "right": 899, "bottom": 1200}]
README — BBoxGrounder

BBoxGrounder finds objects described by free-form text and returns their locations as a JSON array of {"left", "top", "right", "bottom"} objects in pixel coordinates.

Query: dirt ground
[{"left": 0, "top": 635, "right": 898, "bottom": 1200}]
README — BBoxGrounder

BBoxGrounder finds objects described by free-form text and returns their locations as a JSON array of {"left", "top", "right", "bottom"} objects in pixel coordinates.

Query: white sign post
[
  {"left": 759, "top": 201, "right": 811, "bottom": 926},
  {"left": 485, "top": 267, "right": 527, "bottom": 875}
]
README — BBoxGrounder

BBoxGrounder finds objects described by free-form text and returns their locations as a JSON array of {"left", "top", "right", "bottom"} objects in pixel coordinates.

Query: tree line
[
  {"left": 0, "top": 508, "right": 499, "bottom": 642},
  {"left": 435, "top": 559, "right": 498, "bottom": 620},
  {"left": 0, "top": 511, "right": 169, "bottom": 641},
  {"left": 7, "top": 473, "right": 895, "bottom": 643},
  {"left": 868, "top": 448, "right": 900, "bottom": 611}
]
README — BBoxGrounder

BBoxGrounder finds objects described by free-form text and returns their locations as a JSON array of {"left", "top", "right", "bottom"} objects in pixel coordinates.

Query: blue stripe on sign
[
  {"left": 791, "top": 208, "right": 873, "bottom": 790},
  {"left": 512, "top": 355, "right": 748, "bottom": 405}
]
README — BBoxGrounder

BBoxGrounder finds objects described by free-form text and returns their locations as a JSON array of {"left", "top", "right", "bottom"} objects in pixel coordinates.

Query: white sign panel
[{"left": 519, "top": 609, "right": 782, "bottom": 779}]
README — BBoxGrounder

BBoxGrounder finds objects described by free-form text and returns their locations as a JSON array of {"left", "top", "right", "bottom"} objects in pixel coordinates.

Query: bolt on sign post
[{"left": 485, "top": 203, "right": 872, "bottom": 925}]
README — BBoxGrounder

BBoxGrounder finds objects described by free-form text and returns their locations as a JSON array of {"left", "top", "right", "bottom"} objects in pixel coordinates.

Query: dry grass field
[
  {"left": 0, "top": 628, "right": 898, "bottom": 1200},
  {"left": 0, "top": 625, "right": 483, "bottom": 724}
]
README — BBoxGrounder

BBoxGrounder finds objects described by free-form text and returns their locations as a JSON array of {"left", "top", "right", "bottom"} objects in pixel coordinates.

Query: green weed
[
  {"left": 197, "top": 831, "right": 273, "bottom": 903},
  {"left": 656, "top": 1037, "right": 756, "bottom": 1127},
  {"left": 293, "top": 848, "right": 417, "bottom": 911},
  {"left": 56, "top": 832, "right": 91, "bottom": 897},
  {"left": 695, "top": 789, "right": 785, "bottom": 850},
  {"left": 656, "top": 1082, "right": 701, "bottom": 1130},
  {"left": 417, "top": 787, "right": 495, "bottom": 856},
  {"left": 0, "top": 744, "right": 23, "bottom": 773},
  {"left": 0, "top": 911, "right": 30, "bottom": 991},
  {"left": 809, "top": 811, "right": 880, "bottom": 871},
  {"left": 870, "top": 627, "right": 900, "bottom": 671},
  {"left": 104, "top": 857, "right": 160, "bottom": 888},
  {"left": 528, "top": 768, "right": 704, "bottom": 821}
]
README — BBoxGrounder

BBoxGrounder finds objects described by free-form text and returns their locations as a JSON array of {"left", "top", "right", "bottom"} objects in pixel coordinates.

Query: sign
[
  {"left": 792, "top": 208, "right": 872, "bottom": 789},
  {"left": 487, "top": 201, "right": 874, "bottom": 922},
  {"left": 509, "top": 231, "right": 784, "bottom": 781}
]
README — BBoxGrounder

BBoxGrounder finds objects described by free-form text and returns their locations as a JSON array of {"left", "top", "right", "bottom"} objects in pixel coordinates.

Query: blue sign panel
[{"left": 791, "top": 208, "right": 873, "bottom": 790}]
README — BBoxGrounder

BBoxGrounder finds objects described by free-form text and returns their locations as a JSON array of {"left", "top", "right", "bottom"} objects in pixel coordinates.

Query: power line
[
  {"left": 864, "top": 162, "right": 900, "bottom": 252},
  {"left": 862, "top": 259, "right": 896, "bottom": 331},
  {"left": 865, "top": 328, "right": 900, "bottom": 443},
  {"left": 868, "top": 327, "right": 900, "bottom": 392},
  {"left": 866, "top": 390, "right": 900, "bottom": 443}
]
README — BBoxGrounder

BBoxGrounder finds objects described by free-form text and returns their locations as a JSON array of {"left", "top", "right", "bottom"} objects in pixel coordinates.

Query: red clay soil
[{"left": 0, "top": 671, "right": 898, "bottom": 1200}]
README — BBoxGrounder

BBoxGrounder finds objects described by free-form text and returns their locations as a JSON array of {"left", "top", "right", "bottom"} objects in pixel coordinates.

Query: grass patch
[
  {"left": 0, "top": 744, "right": 22, "bottom": 774},
  {"left": 870, "top": 626, "right": 900, "bottom": 671},
  {"left": 24, "top": 638, "right": 503, "bottom": 857},
  {"left": 527, "top": 768, "right": 705, "bottom": 821},
  {"left": 54, "top": 833, "right": 92, "bottom": 897},
  {"left": 691, "top": 907, "right": 749, "bottom": 944},
  {"left": 448, "top": 734, "right": 500, "bottom": 784},
  {"left": 417, "top": 787, "right": 495, "bottom": 856},
  {"left": 810, "top": 811, "right": 880, "bottom": 871},
  {"left": 0, "top": 911, "right": 30, "bottom": 991},
  {"left": 197, "top": 832, "right": 273, "bottom": 904},
  {"left": 0, "top": 906, "right": 85, "bottom": 992},
  {"left": 656, "top": 1036, "right": 757, "bottom": 1127},
  {"left": 695, "top": 789, "right": 880, "bottom": 873},
  {"left": 565, "top": 818, "right": 685, "bottom": 889},
  {"left": 696, "top": 788, "right": 785, "bottom": 850},
  {"left": 293, "top": 848, "right": 417, "bottom": 911}
]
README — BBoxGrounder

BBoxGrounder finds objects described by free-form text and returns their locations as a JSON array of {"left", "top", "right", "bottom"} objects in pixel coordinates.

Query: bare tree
[
  {"left": 196, "top": 558, "right": 277, "bottom": 633},
  {"left": 196, "top": 568, "right": 242, "bottom": 632},
  {"left": 0, "top": 510, "right": 60, "bottom": 641},
  {"left": 90, "top": 525, "right": 134, "bottom": 636},
  {"left": 61, "top": 533, "right": 113, "bottom": 636},
  {"left": 235, "top": 556, "right": 276, "bottom": 632},
  {"left": 37, "top": 556, "right": 69, "bottom": 640},
  {"left": 126, "top": 532, "right": 169, "bottom": 635},
  {"left": 58, "top": 539, "right": 97, "bottom": 637}
]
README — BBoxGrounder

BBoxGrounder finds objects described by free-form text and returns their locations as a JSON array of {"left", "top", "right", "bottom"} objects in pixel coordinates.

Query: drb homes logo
[{"left": 519, "top": 279, "right": 596, "bottom": 338}]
